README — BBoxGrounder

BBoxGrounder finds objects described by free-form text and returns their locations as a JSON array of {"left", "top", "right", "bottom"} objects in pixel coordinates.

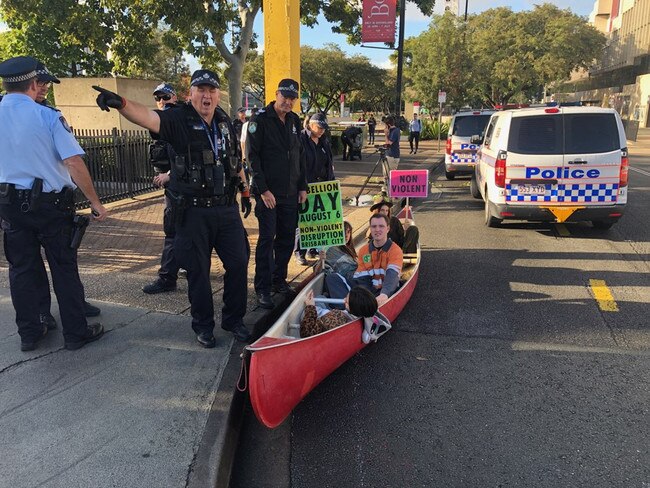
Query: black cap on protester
[
  {"left": 35, "top": 61, "right": 60, "bottom": 84},
  {"left": 0, "top": 56, "right": 39, "bottom": 83},
  {"left": 369, "top": 199, "right": 393, "bottom": 213},
  {"left": 309, "top": 112, "right": 329, "bottom": 130},
  {"left": 190, "top": 69, "right": 220, "bottom": 88},
  {"left": 153, "top": 82, "right": 176, "bottom": 96},
  {"left": 278, "top": 78, "right": 299, "bottom": 98}
]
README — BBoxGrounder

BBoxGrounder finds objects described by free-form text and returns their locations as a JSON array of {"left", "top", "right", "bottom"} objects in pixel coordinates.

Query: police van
[
  {"left": 445, "top": 110, "right": 495, "bottom": 179},
  {"left": 472, "top": 106, "right": 628, "bottom": 229}
]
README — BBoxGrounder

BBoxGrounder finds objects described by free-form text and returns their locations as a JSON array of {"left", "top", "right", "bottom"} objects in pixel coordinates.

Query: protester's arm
[{"left": 64, "top": 155, "right": 108, "bottom": 220}]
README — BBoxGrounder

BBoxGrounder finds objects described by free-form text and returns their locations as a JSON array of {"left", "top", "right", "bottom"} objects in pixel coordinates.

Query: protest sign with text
[{"left": 298, "top": 180, "right": 345, "bottom": 249}]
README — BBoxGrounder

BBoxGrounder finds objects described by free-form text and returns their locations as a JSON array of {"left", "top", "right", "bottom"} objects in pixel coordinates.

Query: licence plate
[{"left": 517, "top": 184, "right": 546, "bottom": 196}]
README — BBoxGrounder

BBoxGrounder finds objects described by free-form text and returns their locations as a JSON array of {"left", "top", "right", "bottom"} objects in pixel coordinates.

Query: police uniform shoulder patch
[
  {"left": 59, "top": 116, "right": 72, "bottom": 133},
  {"left": 248, "top": 121, "right": 257, "bottom": 134}
]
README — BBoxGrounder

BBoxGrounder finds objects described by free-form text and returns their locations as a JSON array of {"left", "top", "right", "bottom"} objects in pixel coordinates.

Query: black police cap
[
  {"left": 35, "top": 61, "right": 60, "bottom": 84},
  {"left": 0, "top": 56, "right": 39, "bottom": 83},
  {"left": 278, "top": 78, "right": 299, "bottom": 98},
  {"left": 190, "top": 69, "right": 220, "bottom": 88},
  {"left": 309, "top": 112, "right": 329, "bottom": 130}
]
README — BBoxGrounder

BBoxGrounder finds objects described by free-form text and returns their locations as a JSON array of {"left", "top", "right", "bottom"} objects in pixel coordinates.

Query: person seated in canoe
[
  {"left": 300, "top": 287, "right": 377, "bottom": 338},
  {"left": 318, "top": 221, "right": 358, "bottom": 283},
  {"left": 326, "top": 213, "right": 403, "bottom": 307},
  {"left": 368, "top": 198, "right": 419, "bottom": 254}
]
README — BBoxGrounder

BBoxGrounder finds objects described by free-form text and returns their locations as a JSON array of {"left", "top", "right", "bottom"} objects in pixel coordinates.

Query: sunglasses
[{"left": 154, "top": 94, "right": 172, "bottom": 101}]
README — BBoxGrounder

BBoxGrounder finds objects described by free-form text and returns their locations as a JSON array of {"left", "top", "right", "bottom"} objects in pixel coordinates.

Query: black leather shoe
[
  {"left": 64, "top": 323, "right": 104, "bottom": 351},
  {"left": 272, "top": 281, "right": 293, "bottom": 295},
  {"left": 84, "top": 301, "right": 101, "bottom": 317},
  {"left": 196, "top": 332, "right": 216, "bottom": 348},
  {"left": 257, "top": 293, "right": 274, "bottom": 309},
  {"left": 40, "top": 313, "right": 58, "bottom": 330},
  {"left": 21, "top": 326, "right": 48, "bottom": 352},
  {"left": 223, "top": 323, "right": 252, "bottom": 343},
  {"left": 142, "top": 279, "right": 177, "bottom": 294}
]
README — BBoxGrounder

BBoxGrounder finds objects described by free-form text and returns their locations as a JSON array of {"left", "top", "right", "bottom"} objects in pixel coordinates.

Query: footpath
[{"left": 0, "top": 140, "right": 443, "bottom": 488}]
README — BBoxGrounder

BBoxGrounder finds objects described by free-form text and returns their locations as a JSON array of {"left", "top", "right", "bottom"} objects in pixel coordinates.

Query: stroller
[{"left": 349, "top": 132, "right": 363, "bottom": 160}]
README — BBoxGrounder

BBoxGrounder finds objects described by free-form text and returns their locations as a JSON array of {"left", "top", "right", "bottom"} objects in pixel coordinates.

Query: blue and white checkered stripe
[
  {"left": 506, "top": 183, "right": 619, "bottom": 203},
  {"left": 450, "top": 153, "right": 476, "bottom": 163}
]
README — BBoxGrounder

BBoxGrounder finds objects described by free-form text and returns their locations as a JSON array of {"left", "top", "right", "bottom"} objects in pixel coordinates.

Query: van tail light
[
  {"left": 619, "top": 148, "right": 629, "bottom": 187},
  {"left": 445, "top": 138, "right": 452, "bottom": 155},
  {"left": 495, "top": 150, "right": 507, "bottom": 188}
]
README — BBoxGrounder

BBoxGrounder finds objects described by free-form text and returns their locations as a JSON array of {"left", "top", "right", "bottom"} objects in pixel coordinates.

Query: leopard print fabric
[{"left": 300, "top": 305, "right": 350, "bottom": 338}]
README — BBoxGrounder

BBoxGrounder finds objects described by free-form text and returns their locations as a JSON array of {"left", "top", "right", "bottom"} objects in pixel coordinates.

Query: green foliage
[
  {"left": 420, "top": 120, "right": 449, "bottom": 140},
  {"left": 242, "top": 50, "right": 265, "bottom": 103},
  {"left": 406, "top": 4, "right": 607, "bottom": 108}
]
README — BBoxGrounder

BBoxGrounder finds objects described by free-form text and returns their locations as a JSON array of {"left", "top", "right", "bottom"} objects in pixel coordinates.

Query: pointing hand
[{"left": 92, "top": 85, "right": 126, "bottom": 112}]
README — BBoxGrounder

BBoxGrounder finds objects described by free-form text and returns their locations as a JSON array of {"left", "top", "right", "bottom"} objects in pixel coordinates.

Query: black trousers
[
  {"left": 158, "top": 194, "right": 180, "bottom": 284},
  {"left": 173, "top": 204, "right": 249, "bottom": 335},
  {"left": 409, "top": 131, "right": 420, "bottom": 151},
  {"left": 254, "top": 195, "right": 298, "bottom": 294},
  {"left": 0, "top": 201, "right": 88, "bottom": 342},
  {"left": 341, "top": 136, "right": 355, "bottom": 160},
  {"left": 368, "top": 127, "right": 376, "bottom": 144}
]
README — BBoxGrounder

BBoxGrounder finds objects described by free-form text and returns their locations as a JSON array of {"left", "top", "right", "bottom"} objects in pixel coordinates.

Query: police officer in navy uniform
[
  {"left": 0, "top": 56, "right": 107, "bottom": 352},
  {"left": 143, "top": 82, "right": 183, "bottom": 295},
  {"left": 31, "top": 61, "right": 102, "bottom": 328},
  {"left": 92, "top": 68, "right": 253, "bottom": 346},
  {"left": 247, "top": 78, "right": 307, "bottom": 309}
]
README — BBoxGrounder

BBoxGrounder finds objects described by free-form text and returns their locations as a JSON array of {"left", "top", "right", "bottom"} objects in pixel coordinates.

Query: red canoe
[{"left": 245, "top": 207, "right": 420, "bottom": 428}]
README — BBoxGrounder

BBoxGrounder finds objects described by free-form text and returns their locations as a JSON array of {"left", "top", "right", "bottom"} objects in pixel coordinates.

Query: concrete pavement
[{"left": 0, "top": 140, "right": 443, "bottom": 488}]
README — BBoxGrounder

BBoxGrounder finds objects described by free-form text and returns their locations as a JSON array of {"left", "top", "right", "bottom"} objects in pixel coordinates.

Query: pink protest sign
[{"left": 388, "top": 170, "right": 429, "bottom": 197}]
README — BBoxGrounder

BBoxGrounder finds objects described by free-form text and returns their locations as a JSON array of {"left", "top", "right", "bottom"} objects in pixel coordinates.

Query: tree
[{"left": 1, "top": 0, "right": 114, "bottom": 76}]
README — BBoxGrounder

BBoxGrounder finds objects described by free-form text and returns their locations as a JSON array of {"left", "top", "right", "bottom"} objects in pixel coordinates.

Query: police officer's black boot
[{"left": 143, "top": 278, "right": 177, "bottom": 294}]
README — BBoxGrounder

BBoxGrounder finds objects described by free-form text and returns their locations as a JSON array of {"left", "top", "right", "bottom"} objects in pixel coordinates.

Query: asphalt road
[{"left": 230, "top": 154, "right": 650, "bottom": 487}]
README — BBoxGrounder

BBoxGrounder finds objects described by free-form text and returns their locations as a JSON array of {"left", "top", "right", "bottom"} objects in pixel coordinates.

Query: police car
[
  {"left": 445, "top": 109, "right": 495, "bottom": 179},
  {"left": 472, "top": 106, "right": 628, "bottom": 229}
]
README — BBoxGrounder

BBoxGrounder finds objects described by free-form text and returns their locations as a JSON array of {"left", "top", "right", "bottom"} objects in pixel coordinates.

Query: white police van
[
  {"left": 445, "top": 110, "right": 495, "bottom": 180},
  {"left": 472, "top": 106, "right": 628, "bottom": 229}
]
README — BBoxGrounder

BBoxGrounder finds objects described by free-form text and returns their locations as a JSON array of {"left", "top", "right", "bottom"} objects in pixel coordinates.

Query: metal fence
[{"left": 74, "top": 128, "right": 157, "bottom": 208}]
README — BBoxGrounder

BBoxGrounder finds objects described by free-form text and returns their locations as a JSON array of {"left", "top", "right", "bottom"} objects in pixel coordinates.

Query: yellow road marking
[
  {"left": 589, "top": 279, "right": 619, "bottom": 312},
  {"left": 555, "top": 224, "right": 571, "bottom": 237}
]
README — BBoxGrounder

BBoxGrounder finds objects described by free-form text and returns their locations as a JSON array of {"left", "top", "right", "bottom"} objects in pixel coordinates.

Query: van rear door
[
  {"left": 562, "top": 111, "right": 622, "bottom": 207},
  {"left": 450, "top": 113, "right": 493, "bottom": 166},
  {"left": 506, "top": 112, "right": 564, "bottom": 204}
]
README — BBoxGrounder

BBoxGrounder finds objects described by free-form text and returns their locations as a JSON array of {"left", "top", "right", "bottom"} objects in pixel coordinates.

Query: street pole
[
  {"left": 464, "top": 0, "right": 469, "bottom": 21},
  {"left": 394, "top": 0, "right": 406, "bottom": 117},
  {"left": 437, "top": 102, "right": 442, "bottom": 151}
]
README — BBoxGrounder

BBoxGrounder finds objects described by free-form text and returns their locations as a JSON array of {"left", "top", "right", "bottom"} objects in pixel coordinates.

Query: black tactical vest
[{"left": 169, "top": 104, "right": 239, "bottom": 199}]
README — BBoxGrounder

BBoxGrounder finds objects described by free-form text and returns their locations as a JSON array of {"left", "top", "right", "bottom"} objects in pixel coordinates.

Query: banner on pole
[
  {"left": 388, "top": 170, "right": 429, "bottom": 197},
  {"left": 298, "top": 180, "right": 345, "bottom": 249},
  {"left": 362, "top": 0, "right": 397, "bottom": 43}
]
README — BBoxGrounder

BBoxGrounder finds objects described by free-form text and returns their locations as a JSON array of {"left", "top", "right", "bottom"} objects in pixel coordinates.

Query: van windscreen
[
  {"left": 508, "top": 115, "right": 562, "bottom": 154},
  {"left": 565, "top": 114, "right": 619, "bottom": 154},
  {"left": 452, "top": 115, "right": 492, "bottom": 137}
]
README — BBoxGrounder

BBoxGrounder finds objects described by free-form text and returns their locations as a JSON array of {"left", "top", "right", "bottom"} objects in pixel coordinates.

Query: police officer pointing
[
  {"left": 92, "top": 69, "right": 252, "bottom": 346},
  {"left": 0, "top": 56, "right": 107, "bottom": 352}
]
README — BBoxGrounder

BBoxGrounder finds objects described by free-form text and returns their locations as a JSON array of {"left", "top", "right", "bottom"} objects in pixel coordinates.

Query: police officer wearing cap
[
  {"left": 247, "top": 78, "right": 307, "bottom": 309},
  {"left": 0, "top": 56, "right": 107, "bottom": 352},
  {"left": 233, "top": 107, "right": 247, "bottom": 142},
  {"left": 28, "top": 61, "right": 103, "bottom": 328},
  {"left": 92, "top": 68, "right": 253, "bottom": 346},
  {"left": 143, "top": 82, "right": 183, "bottom": 295}
]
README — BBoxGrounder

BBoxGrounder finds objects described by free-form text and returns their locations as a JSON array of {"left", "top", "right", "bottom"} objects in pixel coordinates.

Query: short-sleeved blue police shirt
[{"left": 0, "top": 93, "right": 84, "bottom": 191}]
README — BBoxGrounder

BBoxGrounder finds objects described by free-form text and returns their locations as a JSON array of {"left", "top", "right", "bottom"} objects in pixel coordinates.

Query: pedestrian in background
[
  {"left": 143, "top": 82, "right": 183, "bottom": 295},
  {"left": 294, "top": 112, "right": 334, "bottom": 265},
  {"left": 367, "top": 114, "right": 377, "bottom": 145},
  {"left": 0, "top": 56, "right": 107, "bottom": 352},
  {"left": 384, "top": 115, "right": 401, "bottom": 172},
  {"left": 93, "top": 68, "right": 253, "bottom": 346},
  {"left": 408, "top": 112, "right": 422, "bottom": 154},
  {"left": 247, "top": 78, "right": 307, "bottom": 309}
]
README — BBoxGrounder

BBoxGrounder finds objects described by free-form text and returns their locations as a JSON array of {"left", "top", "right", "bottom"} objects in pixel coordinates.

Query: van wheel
[
  {"left": 445, "top": 171, "right": 455, "bottom": 180},
  {"left": 592, "top": 220, "right": 614, "bottom": 230},
  {"left": 484, "top": 190, "right": 502, "bottom": 227},
  {"left": 470, "top": 174, "right": 481, "bottom": 199}
]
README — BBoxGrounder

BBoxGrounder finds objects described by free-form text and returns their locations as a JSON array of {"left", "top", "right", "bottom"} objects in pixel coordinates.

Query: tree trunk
[{"left": 226, "top": 60, "right": 244, "bottom": 117}]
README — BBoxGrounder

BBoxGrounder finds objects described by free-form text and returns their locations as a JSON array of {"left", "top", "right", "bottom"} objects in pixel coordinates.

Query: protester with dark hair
[
  {"left": 367, "top": 114, "right": 377, "bottom": 145},
  {"left": 300, "top": 286, "right": 377, "bottom": 338}
]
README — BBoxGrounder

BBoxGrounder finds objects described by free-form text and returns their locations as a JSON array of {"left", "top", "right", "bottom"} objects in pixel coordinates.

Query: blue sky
[{"left": 288, "top": 0, "right": 596, "bottom": 68}]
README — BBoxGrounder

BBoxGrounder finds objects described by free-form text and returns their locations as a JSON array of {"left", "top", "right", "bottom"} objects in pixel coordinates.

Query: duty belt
[{"left": 188, "top": 195, "right": 231, "bottom": 207}]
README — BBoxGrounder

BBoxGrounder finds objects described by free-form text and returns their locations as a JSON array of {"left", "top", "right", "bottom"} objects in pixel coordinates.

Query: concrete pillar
[{"left": 264, "top": 0, "right": 301, "bottom": 104}]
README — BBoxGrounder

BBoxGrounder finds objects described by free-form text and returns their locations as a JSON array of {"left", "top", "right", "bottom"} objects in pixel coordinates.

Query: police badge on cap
[
  {"left": 278, "top": 78, "right": 299, "bottom": 99},
  {"left": 190, "top": 69, "right": 220, "bottom": 88}
]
